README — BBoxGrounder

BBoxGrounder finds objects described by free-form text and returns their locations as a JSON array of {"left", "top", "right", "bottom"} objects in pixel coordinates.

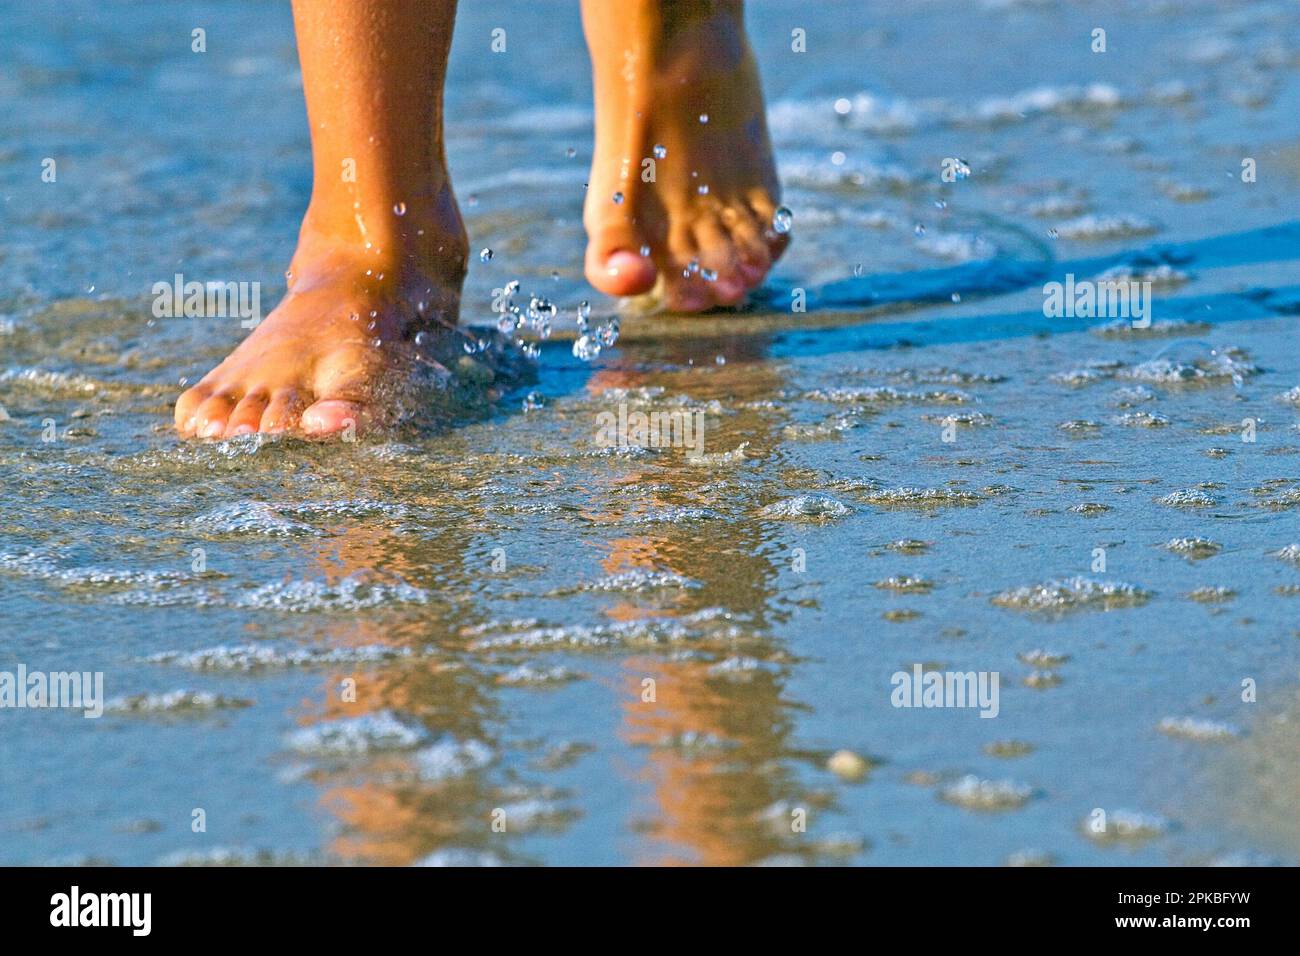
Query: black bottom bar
[{"left": 0, "top": 865, "right": 1284, "bottom": 941}]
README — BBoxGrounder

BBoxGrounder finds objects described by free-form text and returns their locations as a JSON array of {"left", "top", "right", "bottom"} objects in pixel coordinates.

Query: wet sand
[{"left": 1, "top": 0, "right": 1298, "bottom": 865}]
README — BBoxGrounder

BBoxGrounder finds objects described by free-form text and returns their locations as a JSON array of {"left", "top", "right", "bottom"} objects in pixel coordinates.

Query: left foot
[{"left": 581, "top": 0, "right": 788, "bottom": 312}]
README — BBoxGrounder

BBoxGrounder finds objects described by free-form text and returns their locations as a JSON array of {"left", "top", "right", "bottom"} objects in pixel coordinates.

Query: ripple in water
[
  {"left": 859, "top": 487, "right": 982, "bottom": 509},
  {"left": 1158, "top": 716, "right": 1240, "bottom": 741},
  {"left": 285, "top": 710, "right": 429, "bottom": 756},
  {"left": 991, "top": 576, "right": 1151, "bottom": 613},
  {"left": 1163, "top": 537, "right": 1222, "bottom": 560},
  {"left": 1083, "top": 810, "right": 1170, "bottom": 845},
  {"left": 758, "top": 494, "right": 852, "bottom": 521},
  {"left": 146, "top": 643, "right": 426, "bottom": 671},
  {"left": 939, "top": 775, "right": 1035, "bottom": 811},
  {"left": 105, "top": 690, "right": 253, "bottom": 715}
]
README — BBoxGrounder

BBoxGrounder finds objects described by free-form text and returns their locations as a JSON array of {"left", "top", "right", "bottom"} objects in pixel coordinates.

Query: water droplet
[
  {"left": 639, "top": 245, "right": 651, "bottom": 257},
  {"left": 393, "top": 202, "right": 407, "bottom": 216},
  {"left": 414, "top": 331, "right": 428, "bottom": 347},
  {"left": 653, "top": 144, "right": 667, "bottom": 159},
  {"left": 772, "top": 206, "right": 794, "bottom": 234},
  {"left": 479, "top": 248, "right": 493, "bottom": 262},
  {"left": 699, "top": 113, "right": 709, "bottom": 124},
  {"left": 349, "top": 312, "right": 360, "bottom": 322},
  {"left": 831, "top": 151, "right": 846, "bottom": 166},
  {"left": 573, "top": 334, "right": 601, "bottom": 361},
  {"left": 951, "top": 292, "right": 962, "bottom": 303},
  {"left": 914, "top": 223, "right": 926, "bottom": 236},
  {"left": 934, "top": 199, "right": 947, "bottom": 210},
  {"left": 597, "top": 317, "right": 620, "bottom": 348},
  {"left": 613, "top": 191, "right": 624, "bottom": 205},
  {"left": 1048, "top": 228, "right": 1059, "bottom": 239},
  {"left": 371, "top": 337, "right": 382, "bottom": 348},
  {"left": 566, "top": 147, "right": 576, "bottom": 158},
  {"left": 715, "top": 354, "right": 726, "bottom": 365},
  {"left": 701, "top": 268, "right": 718, "bottom": 282},
  {"left": 697, "top": 184, "right": 709, "bottom": 195},
  {"left": 522, "top": 390, "right": 545, "bottom": 412},
  {"left": 834, "top": 97, "right": 852, "bottom": 115}
]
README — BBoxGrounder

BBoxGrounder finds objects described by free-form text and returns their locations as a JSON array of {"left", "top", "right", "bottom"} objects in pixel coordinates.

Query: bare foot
[
  {"left": 581, "top": 0, "right": 788, "bottom": 312},
  {"left": 175, "top": 0, "right": 469, "bottom": 439},
  {"left": 174, "top": 224, "right": 466, "bottom": 439}
]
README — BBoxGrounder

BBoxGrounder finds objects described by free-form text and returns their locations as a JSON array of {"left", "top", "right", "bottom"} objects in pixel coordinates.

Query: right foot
[
  {"left": 178, "top": 0, "right": 471, "bottom": 439},
  {"left": 174, "top": 221, "right": 467, "bottom": 439},
  {"left": 582, "top": 0, "right": 788, "bottom": 312}
]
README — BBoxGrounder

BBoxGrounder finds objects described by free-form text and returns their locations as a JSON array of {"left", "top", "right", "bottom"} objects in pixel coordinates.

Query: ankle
[{"left": 294, "top": 195, "right": 467, "bottom": 287}]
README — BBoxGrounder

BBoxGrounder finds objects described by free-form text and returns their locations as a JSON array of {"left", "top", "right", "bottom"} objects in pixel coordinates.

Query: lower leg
[
  {"left": 175, "top": 0, "right": 466, "bottom": 438},
  {"left": 580, "top": 0, "right": 787, "bottom": 312}
]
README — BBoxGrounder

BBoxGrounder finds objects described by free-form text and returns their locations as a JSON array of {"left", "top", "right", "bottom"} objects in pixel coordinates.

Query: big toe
[
  {"left": 585, "top": 245, "right": 658, "bottom": 298},
  {"left": 300, "top": 399, "right": 368, "bottom": 437}
]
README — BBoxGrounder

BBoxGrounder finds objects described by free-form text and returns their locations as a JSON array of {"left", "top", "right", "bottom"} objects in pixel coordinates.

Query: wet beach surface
[{"left": 1, "top": 0, "right": 1299, "bottom": 865}]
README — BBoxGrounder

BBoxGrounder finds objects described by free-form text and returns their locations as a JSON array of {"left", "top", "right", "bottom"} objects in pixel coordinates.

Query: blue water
[{"left": 1, "top": 0, "right": 1298, "bottom": 865}]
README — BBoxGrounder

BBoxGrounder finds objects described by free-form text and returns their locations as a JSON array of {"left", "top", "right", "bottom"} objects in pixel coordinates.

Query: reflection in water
[
  {"left": 4, "top": 0, "right": 1300, "bottom": 867},
  {"left": 289, "top": 333, "right": 836, "bottom": 866},
  {"left": 589, "top": 339, "right": 813, "bottom": 865}
]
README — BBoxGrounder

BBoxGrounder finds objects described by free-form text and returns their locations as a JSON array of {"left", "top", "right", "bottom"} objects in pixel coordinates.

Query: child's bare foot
[
  {"left": 174, "top": 224, "right": 466, "bottom": 439},
  {"left": 175, "top": 0, "right": 466, "bottom": 439},
  {"left": 581, "top": 0, "right": 787, "bottom": 312}
]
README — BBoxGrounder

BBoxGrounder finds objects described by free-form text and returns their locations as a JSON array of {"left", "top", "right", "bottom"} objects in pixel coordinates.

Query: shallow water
[{"left": 2, "top": 0, "right": 1299, "bottom": 865}]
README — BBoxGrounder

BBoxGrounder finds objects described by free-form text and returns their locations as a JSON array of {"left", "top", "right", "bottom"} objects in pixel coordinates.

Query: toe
[
  {"left": 260, "top": 389, "right": 307, "bottom": 434},
  {"left": 224, "top": 392, "right": 269, "bottom": 437},
  {"left": 193, "top": 393, "right": 237, "bottom": 439},
  {"left": 174, "top": 384, "right": 212, "bottom": 436},
  {"left": 661, "top": 222, "right": 712, "bottom": 313},
  {"left": 693, "top": 216, "right": 749, "bottom": 306},
  {"left": 301, "top": 399, "right": 368, "bottom": 437},
  {"left": 584, "top": 215, "right": 658, "bottom": 297},
  {"left": 748, "top": 193, "right": 791, "bottom": 263},
  {"left": 664, "top": 280, "right": 711, "bottom": 313},
  {"left": 726, "top": 208, "right": 774, "bottom": 287}
]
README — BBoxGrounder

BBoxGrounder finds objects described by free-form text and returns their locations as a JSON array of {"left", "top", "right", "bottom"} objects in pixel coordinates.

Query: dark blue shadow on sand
[{"left": 526, "top": 221, "right": 1300, "bottom": 393}]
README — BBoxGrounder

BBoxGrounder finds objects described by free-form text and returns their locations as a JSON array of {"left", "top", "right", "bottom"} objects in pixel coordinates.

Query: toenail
[
  {"left": 199, "top": 420, "right": 224, "bottom": 438},
  {"left": 230, "top": 424, "right": 255, "bottom": 436}
]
